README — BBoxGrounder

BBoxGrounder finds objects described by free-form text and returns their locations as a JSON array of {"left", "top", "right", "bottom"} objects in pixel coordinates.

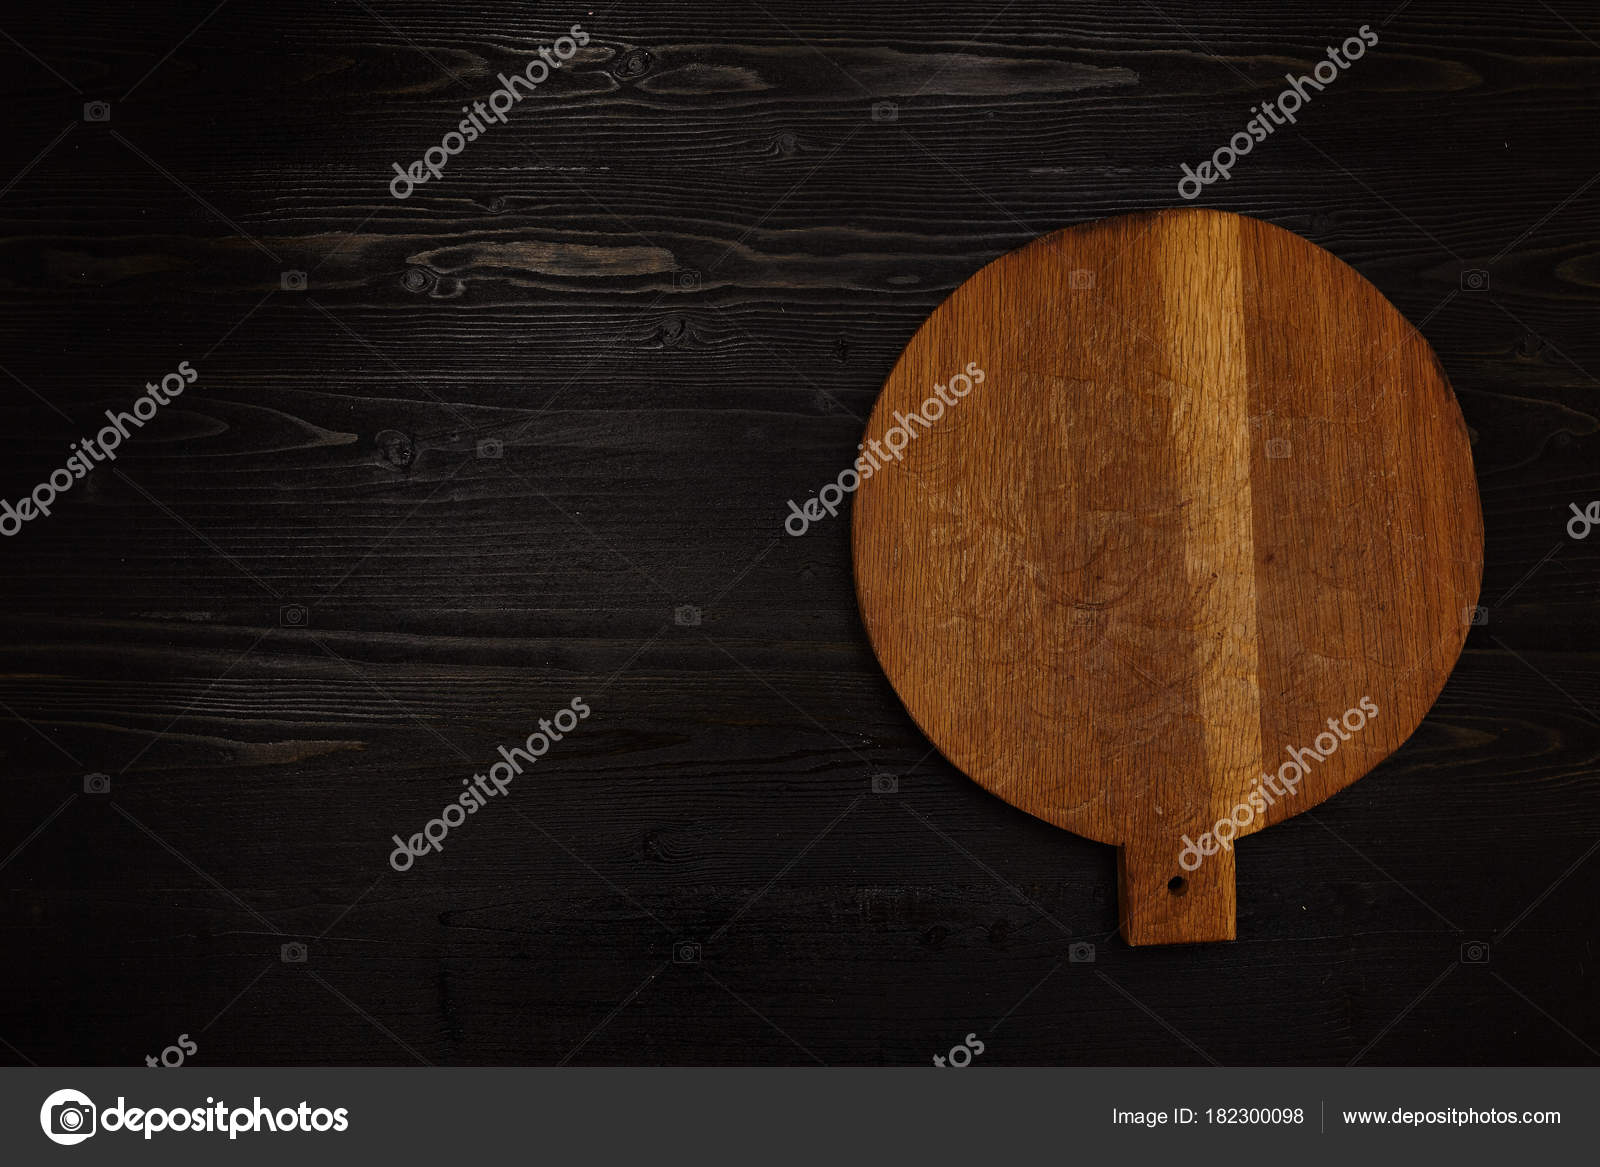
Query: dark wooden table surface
[{"left": 1, "top": 0, "right": 1597, "bottom": 1066}]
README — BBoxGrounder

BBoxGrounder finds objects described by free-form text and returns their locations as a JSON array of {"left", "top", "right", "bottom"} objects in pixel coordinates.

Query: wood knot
[{"left": 613, "top": 48, "right": 652, "bottom": 80}]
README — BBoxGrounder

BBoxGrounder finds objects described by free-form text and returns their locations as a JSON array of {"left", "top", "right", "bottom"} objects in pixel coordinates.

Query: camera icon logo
[
  {"left": 1460, "top": 269, "right": 1490, "bottom": 292},
  {"left": 280, "top": 942, "right": 308, "bottom": 963},
  {"left": 1460, "top": 941, "right": 1490, "bottom": 964},
  {"left": 870, "top": 774, "right": 898, "bottom": 794},
  {"left": 83, "top": 101, "right": 110, "bottom": 122},
  {"left": 674, "top": 604, "right": 701, "bottom": 627},
  {"left": 280, "top": 270, "right": 307, "bottom": 292},
  {"left": 673, "top": 940, "right": 701, "bottom": 964},
  {"left": 1265, "top": 437, "right": 1292, "bottom": 460},
  {"left": 40, "top": 1088, "right": 97, "bottom": 1145},
  {"left": 476, "top": 438, "right": 503, "bottom": 459},
  {"left": 871, "top": 101, "right": 898, "bottom": 123},
  {"left": 1069, "top": 941, "right": 1096, "bottom": 963},
  {"left": 673, "top": 268, "right": 701, "bottom": 292},
  {"left": 1465, "top": 605, "right": 1488, "bottom": 627},
  {"left": 83, "top": 773, "right": 111, "bottom": 794},
  {"left": 1068, "top": 269, "right": 1094, "bottom": 290},
  {"left": 279, "top": 604, "right": 308, "bottom": 627}
]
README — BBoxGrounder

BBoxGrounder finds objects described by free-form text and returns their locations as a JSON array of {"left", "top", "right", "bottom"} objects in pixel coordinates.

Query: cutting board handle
[{"left": 1117, "top": 840, "right": 1236, "bottom": 945}]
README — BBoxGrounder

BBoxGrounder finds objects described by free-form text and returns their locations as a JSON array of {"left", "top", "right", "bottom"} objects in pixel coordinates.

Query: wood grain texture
[
  {"left": 0, "top": 0, "right": 1595, "bottom": 1064},
  {"left": 853, "top": 208, "right": 1483, "bottom": 944}
]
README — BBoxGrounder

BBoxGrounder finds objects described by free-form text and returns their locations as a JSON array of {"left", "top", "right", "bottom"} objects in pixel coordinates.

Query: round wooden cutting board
[{"left": 852, "top": 208, "right": 1483, "bottom": 946}]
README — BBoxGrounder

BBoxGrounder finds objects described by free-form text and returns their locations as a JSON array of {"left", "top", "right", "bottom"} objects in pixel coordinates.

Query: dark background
[{"left": 1, "top": 0, "right": 1597, "bottom": 1066}]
